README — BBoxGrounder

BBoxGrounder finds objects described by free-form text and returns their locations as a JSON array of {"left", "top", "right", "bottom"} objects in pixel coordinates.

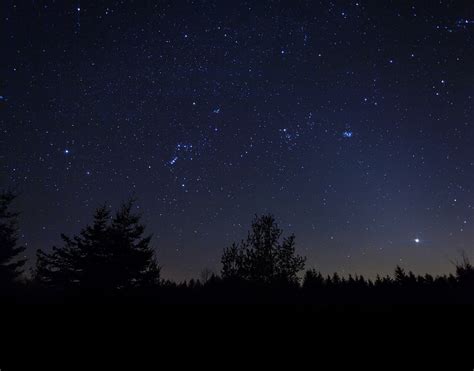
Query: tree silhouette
[
  {"left": 35, "top": 200, "right": 160, "bottom": 292},
  {"left": 35, "top": 205, "right": 111, "bottom": 290},
  {"left": 106, "top": 200, "right": 161, "bottom": 290},
  {"left": 394, "top": 265, "right": 407, "bottom": 284},
  {"left": 0, "top": 191, "right": 26, "bottom": 286},
  {"left": 303, "top": 268, "right": 325, "bottom": 290},
  {"left": 1, "top": 197, "right": 473, "bottom": 304},
  {"left": 199, "top": 268, "right": 214, "bottom": 284},
  {"left": 454, "top": 252, "right": 474, "bottom": 289},
  {"left": 221, "top": 214, "right": 306, "bottom": 284}
]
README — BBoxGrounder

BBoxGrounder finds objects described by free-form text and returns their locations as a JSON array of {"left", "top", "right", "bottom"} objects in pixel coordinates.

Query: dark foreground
[{"left": 3, "top": 277, "right": 474, "bottom": 307}]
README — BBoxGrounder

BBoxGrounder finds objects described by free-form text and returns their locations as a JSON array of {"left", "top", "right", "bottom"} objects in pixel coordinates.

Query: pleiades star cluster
[{"left": 2, "top": 1, "right": 473, "bottom": 280}]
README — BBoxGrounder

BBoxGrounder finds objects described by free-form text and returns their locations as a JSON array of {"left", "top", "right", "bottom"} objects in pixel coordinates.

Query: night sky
[{"left": 2, "top": 0, "right": 474, "bottom": 281}]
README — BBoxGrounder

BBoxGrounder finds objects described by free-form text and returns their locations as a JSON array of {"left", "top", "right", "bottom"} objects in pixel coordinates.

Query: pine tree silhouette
[
  {"left": 106, "top": 200, "right": 161, "bottom": 290},
  {"left": 0, "top": 191, "right": 26, "bottom": 287},
  {"left": 35, "top": 205, "right": 111, "bottom": 290},
  {"left": 394, "top": 265, "right": 407, "bottom": 284},
  {"left": 454, "top": 252, "right": 474, "bottom": 289},
  {"left": 303, "top": 268, "right": 324, "bottom": 290},
  {"left": 35, "top": 200, "right": 160, "bottom": 293}
]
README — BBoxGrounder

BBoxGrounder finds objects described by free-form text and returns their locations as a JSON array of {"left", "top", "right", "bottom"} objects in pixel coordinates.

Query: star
[
  {"left": 4, "top": 0, "right": 471, "bottom": 284},
  {"left": 169, "top": 156, "right": 178, "bottom": 166}
]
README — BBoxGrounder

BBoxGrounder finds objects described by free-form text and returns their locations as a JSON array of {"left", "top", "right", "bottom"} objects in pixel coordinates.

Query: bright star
[
  {"left": 414, "top": 238, "right": 420, "bottom": 244},
  {"left": 169, "top": 156, "right": 178, "bottom": 166}
]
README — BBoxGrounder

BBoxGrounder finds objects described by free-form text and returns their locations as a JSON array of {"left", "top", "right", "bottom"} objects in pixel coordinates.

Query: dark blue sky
[{"left": 2, "top": 0, "right": 473, "bottom": 280}]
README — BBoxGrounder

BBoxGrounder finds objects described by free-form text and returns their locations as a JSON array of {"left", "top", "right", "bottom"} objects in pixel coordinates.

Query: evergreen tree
[
  {"left": 35, "top": 200, "right": 160, "bottom": 292},
  {"left": 221, "top": 214, "right": 306, "bottom": 284},
  {"left": 454, "top": 252, "right": 474, "bottom": 288},
  {"left": 0, "top": 191, "right": 26, "bottom": 286},
  {"left": 303, "top": 268, "right": 325, "bottom": 290},
  {"left": 106, "top": 200, "right": 160, "bottom": 290},
  {"left": 394, "top": 265, "right": 407, "bottom": 284},
  {"left": 35, "top": 205, "right": 111, "bottom": 289},
  {"left": 331, "top": 272, "right": 341, "bottom": 286}
]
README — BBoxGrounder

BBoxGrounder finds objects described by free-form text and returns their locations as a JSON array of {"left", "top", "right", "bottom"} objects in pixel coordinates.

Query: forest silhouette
[{"left": 1, "top": 191, "right": 474, "bottom": 306}]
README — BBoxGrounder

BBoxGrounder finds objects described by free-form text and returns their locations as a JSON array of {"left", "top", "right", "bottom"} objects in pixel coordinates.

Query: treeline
[{"left": 1, "top": 191, "right": 474, "bottom": 305}]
